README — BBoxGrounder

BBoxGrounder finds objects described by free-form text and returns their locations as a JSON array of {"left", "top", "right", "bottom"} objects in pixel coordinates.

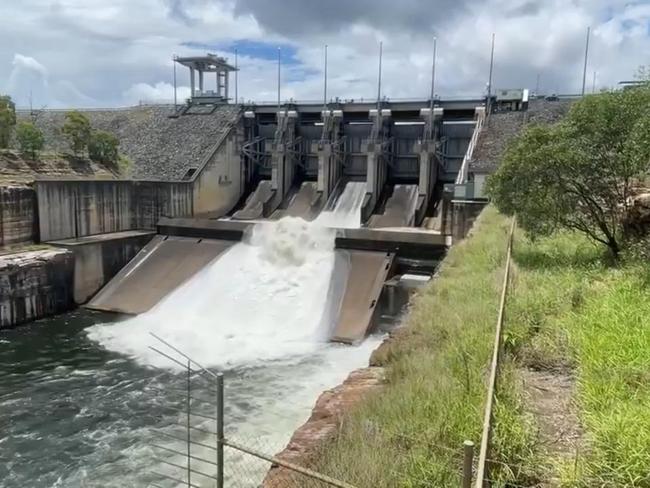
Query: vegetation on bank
[
  {"left": 488, "top": 85, "right": 650, "bottom": 258},
  {"left": 0, "top": 95, "right": 125, "bottom": 173},
  {"left": 494, "top": 230, "right": 650, "bottom": 487},
  {"left": 312, "top": 207, "right": 533, "bottom": 487},
  {"left": 484, "top": 82, "right": 650, "bottom": 486}
]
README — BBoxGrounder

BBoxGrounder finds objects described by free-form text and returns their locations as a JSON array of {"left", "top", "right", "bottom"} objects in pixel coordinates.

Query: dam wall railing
[{"left": 34, "top": 110, "right": 243, "bottom": 242}]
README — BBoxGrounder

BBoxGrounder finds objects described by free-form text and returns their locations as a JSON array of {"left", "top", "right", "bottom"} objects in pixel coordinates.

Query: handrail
[
  {"left": 474, "top": 218, "right": 515, "bottom": 487},
  {"left": 455, "top": 110, "right": 485, "bottom": 185}
]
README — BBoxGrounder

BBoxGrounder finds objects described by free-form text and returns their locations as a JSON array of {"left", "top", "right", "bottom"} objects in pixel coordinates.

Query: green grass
[
  {"left": 495, "top": 230, "right": 650, "bottom": 487},
  {"left": 311, "top": 206, "right": 536, "bottom": 487}
]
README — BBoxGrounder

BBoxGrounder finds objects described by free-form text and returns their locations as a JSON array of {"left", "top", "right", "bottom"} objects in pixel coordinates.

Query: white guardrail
[{"left": 455, "top": 108, "right": 486, "bottom": 185}]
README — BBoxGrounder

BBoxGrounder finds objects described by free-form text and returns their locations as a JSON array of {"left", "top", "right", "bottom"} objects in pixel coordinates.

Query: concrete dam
[
  {"left": 1, "top": 69, "right": 532, "bottom": 484},
  {"left": 32, "top": 96, "right": 490, "bottom": 345}
]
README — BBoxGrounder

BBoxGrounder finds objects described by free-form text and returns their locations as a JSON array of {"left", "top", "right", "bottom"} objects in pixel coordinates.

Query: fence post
[
  {"left": 462, "top": 440, "right": 474, "bottom": 488},
  {"left": 187, "top": 359, "right": 192, "bottom": 488},
  {"left": 216, "top": 372, "right": 224, "bottom": 488}
]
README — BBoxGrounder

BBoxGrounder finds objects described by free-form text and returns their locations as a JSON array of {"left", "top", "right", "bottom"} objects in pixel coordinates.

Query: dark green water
[{"left": 0, "top": 310, "right": 381, "bottom": 487}]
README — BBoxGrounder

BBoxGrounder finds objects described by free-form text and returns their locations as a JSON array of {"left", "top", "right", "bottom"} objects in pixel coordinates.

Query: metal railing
[
  {"left": 474, "top": 218, "right": 515, "bottom": 487},
  {"left": 455, "top": 109, "right": 486, "bottom": 185},
  {"left": 146, "top": 333, "right": 363, "bottom": 488}
]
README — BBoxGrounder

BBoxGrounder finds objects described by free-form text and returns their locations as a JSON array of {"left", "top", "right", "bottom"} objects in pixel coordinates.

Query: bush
[
  {"left": 88, "top": 130, "right": 119, "bottom": 164},
  {"left": 487, "top": 87, "right": 650, "bottom": 258},
  {"left": 0, "top": 95, "right": 16, "bottom": 149},
  {"left": 15, "top": 121, "right": 44, "bottom": 159},
  {"left": 62, "top": 110, "right": 91, "bottom": 155}
]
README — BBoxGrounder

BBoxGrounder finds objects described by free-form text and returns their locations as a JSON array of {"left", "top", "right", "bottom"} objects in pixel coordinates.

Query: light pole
[
  {"left": 581, "top": 26, "right": 591, "bottom": 96},
  {"left": 487, "top": 33, "right": 495, "bottom": 114},
  {"left": 430, "top": 37, "right": 437, "bottom": 109}
]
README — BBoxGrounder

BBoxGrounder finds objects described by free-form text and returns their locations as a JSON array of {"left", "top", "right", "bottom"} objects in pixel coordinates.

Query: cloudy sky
[{"left": 0, "top": 0, "right": 648, "bottom": 108}]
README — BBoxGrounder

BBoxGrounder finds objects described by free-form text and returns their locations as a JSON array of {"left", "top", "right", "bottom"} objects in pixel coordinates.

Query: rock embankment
[
  {"left": 0, "top": 248, "right": 74, "bottom": 328},
  {"left": 262, "top": 367, "right": 385, "bottom": 487},
  {"left": 0, "top": 150, "right": 117, "bottom": 184},
  {"left": 19, "top": 105, "right": 239, "bottom": 180},
  {"left": 470, "top": 98, "right": 573, "bottom": 174}
]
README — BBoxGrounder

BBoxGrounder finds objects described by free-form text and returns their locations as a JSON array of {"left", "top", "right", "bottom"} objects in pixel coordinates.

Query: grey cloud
[
  {"left": 231, "top": 0, "right": 471, "bottom": 36},
  {"left": 505, "top": 1, "right": 542, "bottom": 18}
]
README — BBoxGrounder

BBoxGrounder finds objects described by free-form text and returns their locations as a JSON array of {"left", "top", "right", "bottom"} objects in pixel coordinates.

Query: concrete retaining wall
[
  {"left": 50, "top": 230, "right": 155, "bottom": 304},
  {"left": 36, "top": 180, "right": 193, "bottom": 241},
  {"left": 0, "top": 186, "right": 37, "bottom": 247},
  {"left": 193, "top": 123, "right": 245, "bottom": 217},
  {"left": 450, "top": 199, "right": 487, "bottom": 242},
  {"left": 0, "top": 248, "right": 74, "bottom": 328}
]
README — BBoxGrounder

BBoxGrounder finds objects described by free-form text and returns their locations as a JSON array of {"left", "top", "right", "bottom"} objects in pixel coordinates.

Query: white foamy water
[
  {"left": 316, "top": 181, "right": 367, "bottom": 229},
  {"left": 0, "top": 182, "right": 392, "bottom": 488},
  {"left": 87, "top": 181, "right": 370, "bottom": 369}
]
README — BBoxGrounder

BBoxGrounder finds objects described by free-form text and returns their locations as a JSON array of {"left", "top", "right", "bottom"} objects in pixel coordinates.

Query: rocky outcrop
[
  {"left": 0, "top": 248, "right": 74, "bottom": 328},
  {"left": 262, "top": 367, "right": 385, "bottom": 487},
  {"left": 0, "top": 185, "right": 37, "bottom": 247},
  {"left": 19, "top": 105, "right": 240, "bottom": 180},
  {"left": 623, "top": 192, "right": 650, "bottom": 236},
  {"left": 0, "top": 150, "right": 117, "bottom": 185}
]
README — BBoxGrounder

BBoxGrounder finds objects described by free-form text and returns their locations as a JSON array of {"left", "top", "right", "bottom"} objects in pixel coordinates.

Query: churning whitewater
[{"left": 87, "top": 182, "right": 369, "bottom": 368}]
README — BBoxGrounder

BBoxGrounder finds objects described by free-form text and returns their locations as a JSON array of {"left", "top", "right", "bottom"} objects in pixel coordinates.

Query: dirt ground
[{"left": 521, "top": 367, "right": 584, "bottom": 486}]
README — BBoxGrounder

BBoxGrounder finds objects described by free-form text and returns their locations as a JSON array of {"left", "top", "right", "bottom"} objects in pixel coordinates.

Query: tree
[
  {"left": 0, "top": 95, "right": 16, "bottom": 149},
  {"left": 15, "top": 121, "right": 44, "bottom": 159},
  {"left": 487, "top": 87, "right": 650, "bottom": 258},
  {"left": 62, "top": 110, "right": 91, "bottom": 155},
  {"left": 88, "top": 130, "right": 119, "bottom": 164}
]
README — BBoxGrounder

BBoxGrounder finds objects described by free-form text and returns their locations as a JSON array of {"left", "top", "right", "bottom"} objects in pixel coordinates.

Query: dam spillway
[
  {"left": 87, "top": 182, "right": 372, "bottom": 366},
  {"left": 84, "top": 180, "right": 443, "bottom": 344}
]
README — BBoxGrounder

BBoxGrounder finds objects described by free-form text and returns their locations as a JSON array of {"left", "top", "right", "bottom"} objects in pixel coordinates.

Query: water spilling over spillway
[
  {"left": 87, "top": 181, "right": 369, "bottom": 368},
  {"left": 1, "top": 181, "right": 387, "bottom": 487}
]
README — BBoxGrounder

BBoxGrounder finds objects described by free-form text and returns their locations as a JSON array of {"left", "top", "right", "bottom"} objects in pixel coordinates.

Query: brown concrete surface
[
  {"left": 369, "top": 184, "right": 419, "bottom": 228},
  {"left": 331, "top": 250, "right": 394, "bottom": 344},
  {"left": 273, "top": 182, "right": 324, "bottom": 220},
  {"left": 49, "top": 230, "right": 155, "bottom": 305},
  {"left": 232, "top": 180, "right": 275, "bottom": 220},
  {"left": 85, "top": 235, "right": 233, "bottom": 314}
]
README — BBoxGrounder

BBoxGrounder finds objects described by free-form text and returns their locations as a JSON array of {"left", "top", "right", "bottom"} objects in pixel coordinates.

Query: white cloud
[
  {"left": 123, "top": 82, "right": 191, "bottom": 104},
  {"left": 0, "top": 0, "right": 648, "bottom": 107}
]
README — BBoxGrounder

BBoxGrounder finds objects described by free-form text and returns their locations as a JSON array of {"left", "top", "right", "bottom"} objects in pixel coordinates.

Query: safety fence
[
  {"left": 144, "top": 331, "right": 494, "bottom": 488},
  {"left": 473, "top": 218, "right": 516, "bottom": 487}
]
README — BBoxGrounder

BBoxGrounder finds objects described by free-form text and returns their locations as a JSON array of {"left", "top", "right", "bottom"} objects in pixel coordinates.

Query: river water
[{"left": 0, "top": 182, "right": 389, "bottom": 487}]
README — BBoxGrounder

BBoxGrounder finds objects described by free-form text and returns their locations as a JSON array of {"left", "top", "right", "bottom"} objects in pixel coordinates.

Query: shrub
[
  {"left": 62, "top": 110, "right": 91, "bottom": 155},
  {"left": 88, "top": 130, "right": 119, "bottom": 164},
  {"left": 15, "top": 121, "right": 44, "bottom": 159},
  {"left": 487, "top": 87, "right": 650, "bottom": 258},
  {"left": 0, "top": 95, "right": 16, "bottom": 149}
]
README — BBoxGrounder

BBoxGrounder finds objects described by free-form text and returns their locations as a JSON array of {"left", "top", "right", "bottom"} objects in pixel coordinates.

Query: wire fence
[{"left": 145, "top": 332, "right": 486, "bottom": 488}]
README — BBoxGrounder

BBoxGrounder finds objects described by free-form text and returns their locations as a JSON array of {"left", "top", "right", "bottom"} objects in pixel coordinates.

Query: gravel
[
  {"left": 470, "top": 99, "right": 574, "bottom": 173},
  {"left": 18, "top": 105, "right": 240, "bottom": 180}
]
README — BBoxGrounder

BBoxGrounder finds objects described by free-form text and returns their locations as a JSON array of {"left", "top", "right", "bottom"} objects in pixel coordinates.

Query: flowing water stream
[{"left": 0, "top": 182, "right": 388, "bottom": 487}]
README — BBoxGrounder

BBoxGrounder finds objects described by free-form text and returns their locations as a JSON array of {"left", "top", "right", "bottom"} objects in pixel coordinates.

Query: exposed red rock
[{"left": 262, "top": 367, "right": 385, "bottom": 487}]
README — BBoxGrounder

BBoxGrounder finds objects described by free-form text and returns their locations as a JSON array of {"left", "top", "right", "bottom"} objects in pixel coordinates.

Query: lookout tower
[{"left": 175, "top": 53, "right": 237, "bottom": 104}]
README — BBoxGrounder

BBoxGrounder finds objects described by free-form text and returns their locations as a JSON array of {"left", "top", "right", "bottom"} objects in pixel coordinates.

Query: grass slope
[
  {"left": 497, "top": 231, "right": 650, "bottom": 487},
  {"left": 312, "top": 207, "right": 533, "bottom": 487}
]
